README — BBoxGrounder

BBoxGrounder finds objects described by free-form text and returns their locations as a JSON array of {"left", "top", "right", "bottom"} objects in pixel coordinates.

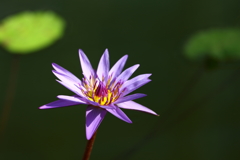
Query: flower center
[{"left": 80, "top": 75, "right": 123, "bottom": 106}]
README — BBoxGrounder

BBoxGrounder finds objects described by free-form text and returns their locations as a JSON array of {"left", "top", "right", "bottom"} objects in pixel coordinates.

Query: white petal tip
[
  {"left": 147, "top": 73, "right": 152, "bottom": 77},
  {"left": 39, "top": 106, "right": 47, "bottom": 109},
  {"left": 128, "top": 120, "right": 133, "bottom": 123},
  {"left": 147, "top": 112, "right": 159, "bottom": 116},
  {"left": 86, "top": 134, "right": 92, "bottom": 140},
  {"left": 121, "top": 55, "right": 128, "bottom": 60},
  {"left": 56, "top": 95, "right": 61, "bottom": 99},
  {"left": 79, "top": 49, "right": 85, "bottom": 54},
  {"left": 79, "top": 49, "right": 86, "bottom": 57}
]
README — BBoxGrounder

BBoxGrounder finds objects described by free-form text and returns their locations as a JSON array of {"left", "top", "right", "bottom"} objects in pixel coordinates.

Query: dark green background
[{"left": 1, "top": 0, "right": 240, "bottom": 159}]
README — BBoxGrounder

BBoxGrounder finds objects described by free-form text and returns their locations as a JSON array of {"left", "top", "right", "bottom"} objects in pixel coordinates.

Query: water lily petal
[
  {"left": 84, "top": 99, "right": 100, "bottom": 107},
  {"left": 115, "top": 93, "right": 147, "bottom": 104},
  {"left": 122, "top": 79, "right": 152, "bottom": 96},
  {"left": 109, "top": 55, "right": 128, "bottom": 79},
  {"left": 40, "top": 49, "right": 157, "bottom": 140},
  {"left": 57, "top": 95, "right": 86, "bottom": 104},
  {"left": 52, "top": 63, "right": 81, "bottom": 84},
  {"left": 116, "top": 64, "right": 139, "bottom": 82},
  {"left": 58, "top": 94, "right": 99, "bottom": 106},
  {"left": 56, "top": 80, "right": 83, "bottom": 97},
  {"left": 97, "top": 49, "right": 109, "bottom": 81},
  {"left": 99, "top": 105, "right": 112, "bottom": 109},
  {"left": 122, "top": 74, "right": 151, "bottom": 88},
  {"left": 106, "top": 106, "right": 132, "bottom": 123},
  {"left": 86, "top": 106, "right": 107, "bottom": 140},
  {"left": 39, "top": 99, "right": 81, "bottom": 109},
  {"left": 79, "top": 49, "right": 94, "bottom": 79},
  {"left": 52, "top": 70, "right": 79, "bottom": 85},
  {"left": 117, "top": 101, "right": 158, "bottom": 116}
]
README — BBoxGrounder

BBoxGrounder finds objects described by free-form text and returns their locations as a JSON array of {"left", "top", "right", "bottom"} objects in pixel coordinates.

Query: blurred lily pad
[
  {"left": 0, "top": 11, "right": 65, "bottom": 54},
  {"left": 184, "top": 29, "right": 240, "bottom": 61}
]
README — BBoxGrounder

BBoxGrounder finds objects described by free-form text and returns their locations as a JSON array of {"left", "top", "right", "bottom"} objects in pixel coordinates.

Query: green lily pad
[
  {"left": 184, "top": 29, "right": 240, "bottom": 61},
  {"left": 0, "top": 11, "right": 65, "bottom": 54}
]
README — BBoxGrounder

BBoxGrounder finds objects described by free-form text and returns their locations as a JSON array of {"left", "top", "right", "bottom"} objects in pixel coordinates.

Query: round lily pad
[
  {"left": 0, "top": 11, "right": 65, "bottom": 54},
  {"left": 184, "top": 29, "right": 240, "bottom": 61}
]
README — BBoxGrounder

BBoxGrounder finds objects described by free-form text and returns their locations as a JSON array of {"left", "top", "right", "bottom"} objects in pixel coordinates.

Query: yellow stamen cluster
[{"left": 80, "top": 75, "right": 123, "bottom": 106}]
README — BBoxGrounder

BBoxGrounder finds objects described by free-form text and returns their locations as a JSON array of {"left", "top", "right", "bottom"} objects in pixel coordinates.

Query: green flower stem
[
  {"left": 82, "top": 131, "right": 97, "bottom": 160},
  {"left": 0, "top": 55, "right": 20, "bottom": 143}
]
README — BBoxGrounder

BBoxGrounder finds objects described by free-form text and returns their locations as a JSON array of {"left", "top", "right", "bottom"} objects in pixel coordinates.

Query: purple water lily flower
[{"left": 40, "top": 49, "right": 158, "bottom": 140}]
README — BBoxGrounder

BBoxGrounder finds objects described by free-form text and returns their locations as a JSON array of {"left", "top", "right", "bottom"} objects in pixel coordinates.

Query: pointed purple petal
[
  {"left": 84, "top": 99, "right": 101, "bottom": 107},
  {"left": 57, "top": 95, "right": 86, "bottom": 104},
  {"left": 122, "top": 78, "right": 152, "bottom": 96},
  {"left": 79, "top": 49, "right": 94, "bottom": 79},
  {"left": 122, "top": 74, "right": 151, "bottom": 89},
  {"left": 116, "top": 64, "right": 139, "bottom": 82},
  {"left": 52, "top": 63, "right": 81, "bottom": 84},
  {"left": 86, "top": 106, "right": 107, "bottom": 140},
  {"left": 56, "top": 80, "right": 99, "bottom": 106},
  {"left": 115, "top": 93, "right": 146, "bottom": 104},
  {"left": 97, "top": 49, "right": 109, "bottom": 81},
  {"left": 106, "top": 105, "right": 132, "bottom": 123},
  {"left": 56, "top": 80, "right": 84, "bottom": 97},
  {"left": 117, "top": 101, "right": 158, "bottom": 116},
  {"left": 57, "top": 95, "right": 98, "bottom": 106},
  {"left": 39, "top": 99, "right": 81, "bottom": 109},
  {"left": 99, "top": 105, "right": 112, "bottom": 109},
  {"left": 109, "top": 55, "right": 128, "bottom": 79},
  {"left": 52, "top": 70, "right": 79, "bottom": 85}
]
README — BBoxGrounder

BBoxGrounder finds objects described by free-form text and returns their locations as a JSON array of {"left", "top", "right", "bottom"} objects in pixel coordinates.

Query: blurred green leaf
[
  {"left": 0, "top": 11, "right": 65, "bottom": 54},
  {"left": 184, "top": 29, "right": 240, "bottom": 61}
]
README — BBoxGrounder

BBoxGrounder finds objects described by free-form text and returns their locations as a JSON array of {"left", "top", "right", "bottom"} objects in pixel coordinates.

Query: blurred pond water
[{"left": 0, "top": 0, "right": 240, "bottom": 160}]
